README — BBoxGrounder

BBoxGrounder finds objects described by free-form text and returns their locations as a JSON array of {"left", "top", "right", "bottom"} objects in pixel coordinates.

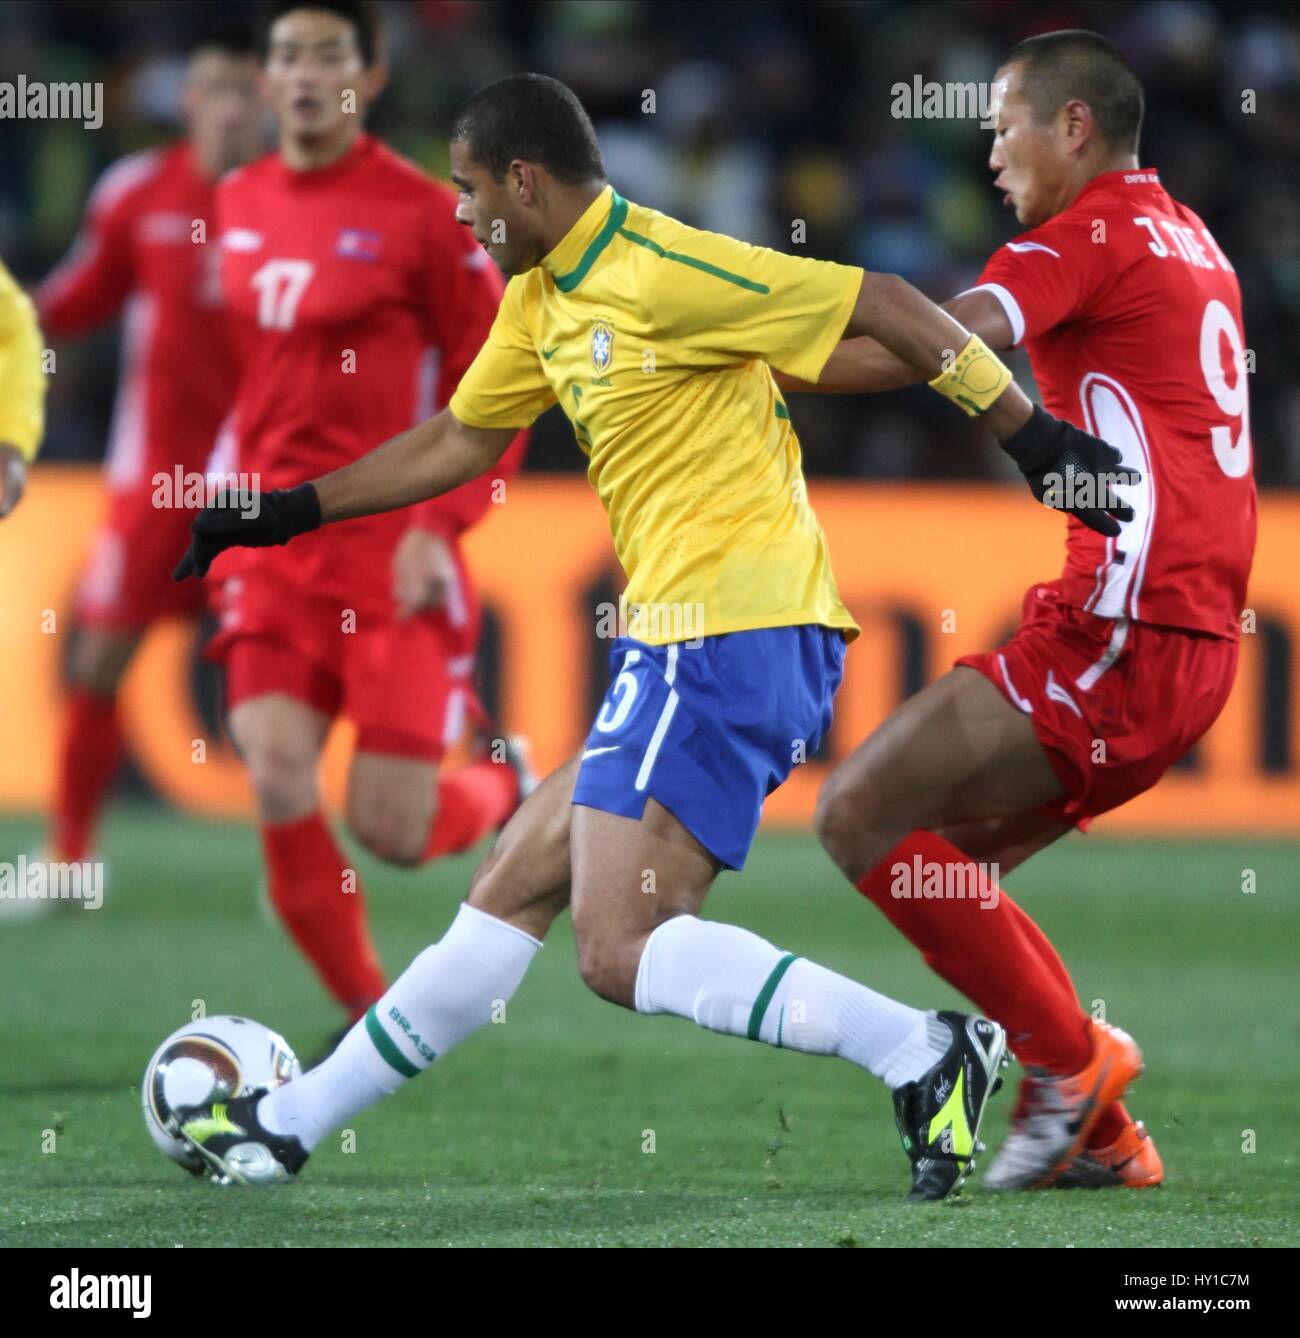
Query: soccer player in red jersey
[
  {"left": 792, "top": 31, "right": 1257, "bottom": 1189},
  {"left": 202, "top": 1, "right": 527, "bottom": 1024},
  {"left": 34, "top": 40, "right": 263, "bottom": 870}
]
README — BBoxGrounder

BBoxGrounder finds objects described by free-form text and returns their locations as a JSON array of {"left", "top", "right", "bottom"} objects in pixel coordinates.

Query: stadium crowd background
[{"left": 2, "top": 0, "right": 1297, "bottom": 486}]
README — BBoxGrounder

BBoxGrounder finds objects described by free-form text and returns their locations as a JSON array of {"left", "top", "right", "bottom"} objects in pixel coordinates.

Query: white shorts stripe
[
  {"left": 635, "top": 644, "right": 680, "bottom": 792},
  {"left": 1044, "top": 670, "right": 1083, "bottom": 718},
  {"left": 998, "top": 653, "right": 1034, "bottom": 714},
  {"left": 1075, "top": 616, "right": 1130, "bottom": 692},
  {"left": 441, "top": 687, "right": 466, "bottom": 749}
]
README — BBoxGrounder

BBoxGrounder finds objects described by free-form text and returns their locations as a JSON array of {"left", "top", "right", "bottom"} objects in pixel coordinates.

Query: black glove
[
  {"left": 1001, "top": 404, "right": 1139, "bottom": 538},
  {"left": 173, "top": 482, "right": 322, "bottom": 580}
]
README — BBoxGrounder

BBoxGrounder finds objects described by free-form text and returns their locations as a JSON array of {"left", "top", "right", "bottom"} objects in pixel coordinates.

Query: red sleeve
[
  {"left": 966, "top": 213, "right": 1114, "bottom": 347},
  {"left": 35, "top": 154, "right": 151, "bottom": 338},
  {"left": 410, "top": 193, "right": 528, "bottom": 538}
]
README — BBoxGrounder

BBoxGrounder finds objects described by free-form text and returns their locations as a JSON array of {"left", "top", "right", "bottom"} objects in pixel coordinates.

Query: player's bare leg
[
  {"left": 346, "top": 752, "right": 438, "bottom": 867},
  {"left": 565, "top": 796, "right": 949, "bottom": 1071},
  {"left": 816, "top": 668, "right": 1065, "bottom": 880},
  {"left": 933, "top": 810, "right": 1072, "bottom": 876},
  {"left": 566, "top": 797, "right": 1006, "bottom": 1199},
  {"left": 462, "top": 754, "right": 578, "bottom": 939},
  {"left": 70, "top": 623, "right": 141, "bottom": 697},
  {"left": 347, "top": 731, "right": 529, "bottom": 870},
  {"left": 228, "top": 692, "right": 331, "bottom": 824},
  {"left": 46, "top": 624, "right": 141, "bottom": 863},
  {"left": 247, "top": 757, "right": 580, "bottom": 1159},
  {"left": 817, "top": 666, "right": 1143, "bottom": 1187},
  {"left": 568, "top": 799, "right": 716, "bottom": 1006}
]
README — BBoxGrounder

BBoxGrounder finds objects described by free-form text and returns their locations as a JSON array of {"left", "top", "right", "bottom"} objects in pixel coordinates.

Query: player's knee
[
  {"left": 348, "top": 804, "right": 427, "bottom": 868},
  {"left": 244, "top": 745, "right": 319, "bottom": 823},
  {"left": 74, "top": 657, "right": 125, "bottom": 699},
  {"left": 70, "top": 631, "right": 137, "bottom": 696},
  {"left": 815, "top": 767, "right": 867, "bottom": 866},
  {"left": 573, "top": 925, "right": 634, "bottom": 1007}
]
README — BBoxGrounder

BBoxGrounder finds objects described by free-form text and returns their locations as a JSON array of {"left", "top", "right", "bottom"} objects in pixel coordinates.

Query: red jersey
[
  {"left": 37, "top": 142, "right": 235, "bottom": 487},
  {"left": 212, "top": 133, "right": 523, "bottom": 617},
  {"left": 969, "top": 169, "right": 1256, "bottom": 640}
]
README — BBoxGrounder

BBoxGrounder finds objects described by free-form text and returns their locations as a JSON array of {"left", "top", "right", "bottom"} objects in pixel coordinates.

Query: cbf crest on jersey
[{"left": 591, "top": 319, "right": 614, "bottom": 372}]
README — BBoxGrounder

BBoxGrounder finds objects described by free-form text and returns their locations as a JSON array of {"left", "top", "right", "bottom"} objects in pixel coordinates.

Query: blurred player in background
[
  {"left": 33, "top": 38, "right": 263, "bottom": 873},
  {"left": 0, "top": 255, "right": 46, "bottom": 515},
  {"left": 170, "top": 72, "right": 1136, "bottom": 1199},
  {"left": 800, "top": 31, "right": 1257, "bottom": 1190},
  {"left": 201, "top": 1, "right": 527, "bottom": 1030}
]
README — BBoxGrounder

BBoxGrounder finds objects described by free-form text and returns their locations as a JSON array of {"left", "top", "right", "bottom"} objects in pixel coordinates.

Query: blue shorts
[{"left": 572, "top": 625, "right": 846, "bottom": 870}]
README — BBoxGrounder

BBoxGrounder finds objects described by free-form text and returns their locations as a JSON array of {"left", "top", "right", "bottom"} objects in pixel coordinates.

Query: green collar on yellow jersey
[
  {"left": 543, "top": 184, "right": 773, "bottom": 297},
  {"left": 544, "top": 185, "right": 626, "bottom": 293}
]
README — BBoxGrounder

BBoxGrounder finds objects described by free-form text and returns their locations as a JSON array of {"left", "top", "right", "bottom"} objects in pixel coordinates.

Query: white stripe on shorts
[
  {"left": 1075, "top": 615, "right": 1130, "bottom": 692},
  {"left": 635, "top": 644, "right": 680, "bottom": 793}
]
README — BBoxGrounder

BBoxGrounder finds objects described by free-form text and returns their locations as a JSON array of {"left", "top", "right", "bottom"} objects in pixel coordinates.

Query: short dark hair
[
  {"left": 190, "top": 32, "right": 257, "bottom": 63},
  {"left": 258, "top": 0, "right": 381, "bottom": 67},
  {"left": 1000, "top": 29, "right": 1144, "bottom": 153},
  {"left": 451, "top": 73, "right": 605, "bottom": 186}
]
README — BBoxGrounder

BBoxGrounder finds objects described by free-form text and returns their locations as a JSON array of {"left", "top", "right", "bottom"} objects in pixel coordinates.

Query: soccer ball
[{"left": 142, "top": 1015, "right": 300, "bottom": 1175}]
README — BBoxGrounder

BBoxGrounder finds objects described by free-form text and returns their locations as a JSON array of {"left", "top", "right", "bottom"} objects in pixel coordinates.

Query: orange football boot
[
  {"left": 984, "top": 1019, "right": 1144, "bottom": 1190},
  {"left": 1056, "top": 1119, "right": 1164, "bottom": 1188}
]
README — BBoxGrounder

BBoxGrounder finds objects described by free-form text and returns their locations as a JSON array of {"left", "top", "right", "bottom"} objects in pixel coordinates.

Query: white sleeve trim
[{"left": 956, "top": 282, "right": 1026, "bottom": 348}]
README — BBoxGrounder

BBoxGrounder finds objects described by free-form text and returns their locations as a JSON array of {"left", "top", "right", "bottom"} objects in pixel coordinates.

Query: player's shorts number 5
[{"left": 596, "top": 650, "right": 641, "bottom": 733}]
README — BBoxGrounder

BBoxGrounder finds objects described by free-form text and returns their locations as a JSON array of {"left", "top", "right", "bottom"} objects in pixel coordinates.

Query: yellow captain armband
[{"left": 927, "top": 334, "right": 1012, "bottom": 417}]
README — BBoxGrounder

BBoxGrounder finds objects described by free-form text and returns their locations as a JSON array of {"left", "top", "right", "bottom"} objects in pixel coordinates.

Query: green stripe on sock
[
  {"left": 364, "top": 1005, "right": 422, "bottom": 1080},
  {"left": 747, "top": 953, "right": 797, "bottom": 1041}
]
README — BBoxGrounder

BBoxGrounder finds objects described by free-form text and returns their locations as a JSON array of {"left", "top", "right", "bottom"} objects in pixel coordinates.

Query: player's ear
[
  {"left": 1063, "top": 97, "right": 1093, "bottom": 151},
  {"left": 365, "top": 62, "right": 389, "bottom": 104},
  {"left": 512, "top": 160, "right": 537, "bottom": 205}
]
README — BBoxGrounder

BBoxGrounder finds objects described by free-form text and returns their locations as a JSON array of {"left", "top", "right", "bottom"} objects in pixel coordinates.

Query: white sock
[
  {"left": 259, "top": 903, "right": 541, "bottom": 1150},
  {"left": 633, "top": 915, "right": 948, "bottom": 1086}
]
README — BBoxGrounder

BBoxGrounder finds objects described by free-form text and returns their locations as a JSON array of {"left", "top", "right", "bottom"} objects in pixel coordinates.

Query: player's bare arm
[
  {"left": 312, "top": 409, "right": 514, "bottom": 522},
  {"left": 776, "top": 289, "right": 1014, "bottom": 396},
  {"left": 838, "top": 272, "right": 1031, "bottom": 439},
  {"left": 173, "top": 409, "right": 515, "bottom": 580},
  {"left": 782, "top": 273, "right": 1136, "bottom": 537}
]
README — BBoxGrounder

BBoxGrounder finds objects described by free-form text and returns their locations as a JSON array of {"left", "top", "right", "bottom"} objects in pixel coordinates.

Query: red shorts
[
  {"left": 206, "top": 552, "right": 482, "bottom": 763},
  {"left": 956, "top": 581, "right": 1238, "bottom": 822},
  {"left": 77, "top": 488, "right": 205, "bottom": 630}
]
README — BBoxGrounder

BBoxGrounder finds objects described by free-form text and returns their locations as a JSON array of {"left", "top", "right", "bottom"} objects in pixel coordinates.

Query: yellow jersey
[
  {"left": 449, "top": 186, "right": 862, "bottom": 644},
  {"left": 0, "top": 257, "right": 45, "bottom": 461}
]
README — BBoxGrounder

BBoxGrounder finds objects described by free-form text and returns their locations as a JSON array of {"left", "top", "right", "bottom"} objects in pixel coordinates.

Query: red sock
[
  {"left": 422, "top": 759, "right": 518, "bottom": 861},
  {"left": 854, "top": 831, "right": 1090, "bottom": 1073},
  {"left": 261, "top": 812, "right": 385, "bottom": 1017},
  {"left": 1001, "top": 889, "right": 1132, "bottom": 1146},
  {"left": 51, "top": 688, "right": 124, "bottom": 862}
]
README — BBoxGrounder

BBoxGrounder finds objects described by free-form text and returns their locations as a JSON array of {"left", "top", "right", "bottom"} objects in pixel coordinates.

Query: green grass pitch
[{"left": 1, "top": 806, "right": 1296, "bottom": 1248}]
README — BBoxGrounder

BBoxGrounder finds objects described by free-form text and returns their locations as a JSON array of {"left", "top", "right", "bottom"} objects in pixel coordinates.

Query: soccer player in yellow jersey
[
  {"left": 0, "top": 257, "right": 46, "bottom": 518},
  {"left": 172, "top": 74, "right": 1132, "bottom": 1198}
]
